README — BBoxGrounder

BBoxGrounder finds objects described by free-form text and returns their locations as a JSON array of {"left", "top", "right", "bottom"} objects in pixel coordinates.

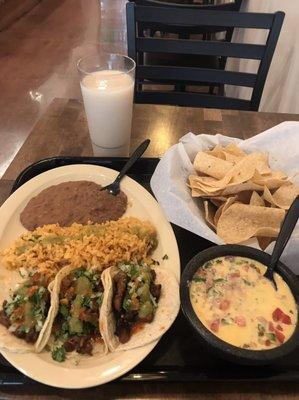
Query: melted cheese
[{"left": 190, "top": 256, "right": 297, "bottom": 350}]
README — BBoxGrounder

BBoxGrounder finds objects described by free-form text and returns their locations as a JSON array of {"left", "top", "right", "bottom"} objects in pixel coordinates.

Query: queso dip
[{"left": 190, "top": 256, "right": 297, "bottom": 350}]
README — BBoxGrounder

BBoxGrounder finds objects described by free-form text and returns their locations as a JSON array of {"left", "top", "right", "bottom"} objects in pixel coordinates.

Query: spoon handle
[
  {"left": 270, "top": 196, "right": 299, "bottom": 270},
  {"left": 114, "top": 139, "right": 150, "bottom": 184}
]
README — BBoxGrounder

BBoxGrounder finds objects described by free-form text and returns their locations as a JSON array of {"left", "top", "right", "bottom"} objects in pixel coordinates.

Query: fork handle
[
  {"left": 270, "top": 196, "right": 299, "bottom": 271},
  {"left": 114, "top": 139, "right": 150, "bottom": 184}
]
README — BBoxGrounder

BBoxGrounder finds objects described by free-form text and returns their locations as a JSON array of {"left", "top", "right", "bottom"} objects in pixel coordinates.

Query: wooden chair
[{"left": 126, "top": 3, "right": 284, "bottom": 110}]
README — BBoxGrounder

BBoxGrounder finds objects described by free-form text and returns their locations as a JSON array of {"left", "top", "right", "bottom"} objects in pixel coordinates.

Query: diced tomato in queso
[
  {"left": 275, "top": 329, "right": 285, "bottom": 344},
  {"left": 210, "top": 319, "right": 220, "bottom": 333},
  {"left": 219, "top": 299, "right": 230, "bottom": 311},
  {"left": 234, "top": 316, "right": 246, "bottom": 327},
  {"left": 272, "top": 308, "right": 292, "bottom": 325}
]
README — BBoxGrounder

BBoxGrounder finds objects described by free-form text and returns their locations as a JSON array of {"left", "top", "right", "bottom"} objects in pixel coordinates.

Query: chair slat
[
  {"left": 135, "top": 7, "right": 274, "bottom": 29},
  {"left": 137, "top": 38, "right": 265, "bottom": 60},
  {"left": 135, "top": 90, "right": 252, "bottom": 110},
  {"left": 134, "top": 0, "right": 242, "bottom": 11},
  {"left": 138, "top": 66, "right": 257, "bottom": 87}
]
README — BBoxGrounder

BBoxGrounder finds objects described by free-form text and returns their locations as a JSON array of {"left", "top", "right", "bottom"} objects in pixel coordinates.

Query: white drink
[{"left": 80, "top": 70, "right": 134, "bottom": 148}]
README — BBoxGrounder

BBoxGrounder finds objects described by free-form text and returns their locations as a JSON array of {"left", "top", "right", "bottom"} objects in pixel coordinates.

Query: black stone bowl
[{"left": 180, "top": 244, "right": 299, "bottom": 365}]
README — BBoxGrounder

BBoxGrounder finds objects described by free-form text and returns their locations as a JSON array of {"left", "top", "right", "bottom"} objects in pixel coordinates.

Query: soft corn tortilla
[
  {"left": 100, "top": 266, "right": 180, "bottom": 352},
  {"left": 41, "top": 264, "right": 108, "bottom": 357},
  {"left": 0, "top": 272, "right": 56, "bottom": 354}
]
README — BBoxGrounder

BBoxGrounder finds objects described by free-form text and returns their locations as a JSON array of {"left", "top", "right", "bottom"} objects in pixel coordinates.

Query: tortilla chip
[
  {"left": 194, "top": 152, "right": 234, "bottom": 179},
  {"left": 224, "top": 143, "right": 246, "bottom": 157},
  {"left": 221, "top": 181, "right": 264, "bottom": 196},
  {"left": 222, "top": 152, "right": 244, "bottom": 163},
  {"left": 203, "top": 200, "right": 216, "bottom": 230},
  {"left": 252, "top": 170, "right": 289, "bottom": 189},
  {"left": 209, "top": 196, "right": 230, "bottom": 207},
  {"left": 192, "top": 153, "right": 270, "bottom": 191},
  {"left": 263, "top": 184, "right": 299, "bottom": 209},
  {"left": 206, "top": 144, "right": 246, "bottom": 164},
  {"left": 217, "top": 204, "right": 285, "bottom": 244},
  {"left": 250, "top": 191, "right": 265, "bottom": 207},
  {"left": 214, "top": 196, "right": 237, "bottom": 226},
  {"left": 206, "top": 145, "right": 227, "bottom": 160},
  {"left": 189, "top": 144, "right": 296, "bottom": 247}
]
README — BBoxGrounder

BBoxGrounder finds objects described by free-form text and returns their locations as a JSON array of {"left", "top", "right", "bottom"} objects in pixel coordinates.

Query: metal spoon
[
  {"left": 264, "top": 196, "right": 299, "bottom": 290},
  {"left": 101, "top": 139, "right": 150, "bottom": 195}
]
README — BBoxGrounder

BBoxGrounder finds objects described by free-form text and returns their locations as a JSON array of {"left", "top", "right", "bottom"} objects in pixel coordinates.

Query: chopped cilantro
[
  {"left": 213, "top": 278, "right": 226, "bottom": 284},
  {"left": 243, "top": 279, "right": 252, "bottom": 286},
  {"left": 258, "top": 324, "right": 265, "bottom": 337},
  {"left": 82, "top": 321, "right": 95, "bottom": 335},
  {"left": 215, "top": 259, "right": 222, "bottom": 264},
  {"left": 59, "top": 304, "right": 69, "bottom": 318},
  {"left": 202, "top": 261, "right": 212, "bottom": 269},
  {"left": 73, "top": 268, "right": 86, "bottom": 279},
  {"left": 162, "top": 254, "right": 169, "bottom": 260},
  {"left": 18, "top": 326, "right": 30, "bottom": 334},
  {"left": 221, "top": 318, "right": 229, "bottom": 325},
  {"left": 52, "top": 347, "right": 66, "bottom": 362},
  {"left": 123, "top": 295, "right": 132, "bottom": 311},
  {"left": 266, "top": 332, "right": 276, "bottom": 342},
  {"left": 18, "top": 270, "right": 26, "bottom": 278},
  {"left": 81, "top": 296, "right": 91, "bottom": 308},
  {"left": 250, "top": 263, "right": 260, "bottom": 274},
  {"left": 30, "top": 287, "right": 45, "bottom": 304},
  {"left": 192, "top": 277, "right": 206, "bottom": 283},
  {"left": 61, "top": 321, "right": 69, "bottom": 333},
  {"left": 129, "top": 264, "right": 139, "bottom": 279}
]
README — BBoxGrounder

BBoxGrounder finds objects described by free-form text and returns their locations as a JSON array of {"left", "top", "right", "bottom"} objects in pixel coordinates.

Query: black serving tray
[{"left": 2, "top": 156, "right": 299, "bottom": 386}]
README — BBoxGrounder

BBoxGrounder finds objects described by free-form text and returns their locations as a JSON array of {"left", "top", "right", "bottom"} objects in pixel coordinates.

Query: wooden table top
[{"left": 1, "top": 98, "right": 299, "bottom": 399}]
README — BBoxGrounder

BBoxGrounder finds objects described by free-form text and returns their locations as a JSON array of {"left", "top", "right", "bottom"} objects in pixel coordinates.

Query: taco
[
  {"left": 0, "top": 272, "right": 53, "bottom": 353},
  {"left": 46, "top": 265, "right": 107, "bottom": 362},
  {"left": 101, "top": 263, "right": 179, "bottom": 351}
]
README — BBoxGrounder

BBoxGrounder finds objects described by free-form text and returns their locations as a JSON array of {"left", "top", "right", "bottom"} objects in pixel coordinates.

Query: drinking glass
[{"left": 77, "top": 53, "right": 135, "bottom": 153}]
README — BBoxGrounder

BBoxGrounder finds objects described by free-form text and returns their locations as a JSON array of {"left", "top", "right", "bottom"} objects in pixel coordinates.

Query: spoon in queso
[
  {"left": 264, "top": 196, "right": 299, "bottom": 290},
  {"left": 101, "top": 139, "right": 150, "bottom": 195}
]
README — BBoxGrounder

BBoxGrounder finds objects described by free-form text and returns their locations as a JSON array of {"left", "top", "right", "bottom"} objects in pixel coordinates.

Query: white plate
[{"left": 0, "top": 164, "right": 180, "bottom": 388}]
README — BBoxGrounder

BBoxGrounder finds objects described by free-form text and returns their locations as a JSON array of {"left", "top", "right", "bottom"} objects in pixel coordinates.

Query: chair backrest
[
  {"left": 126, "top": 3, "right": 284, "bottom": 111},
  {"left": 130, "top": 0, "right": 243, "bottom": 37},
  {"left": 130, "top": 0, "right": 242, "bottom": 12}
]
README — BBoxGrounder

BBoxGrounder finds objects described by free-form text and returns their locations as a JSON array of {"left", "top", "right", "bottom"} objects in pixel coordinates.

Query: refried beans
[{"left": 20, "top": 181, "right": 127, "bottom": 230}]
